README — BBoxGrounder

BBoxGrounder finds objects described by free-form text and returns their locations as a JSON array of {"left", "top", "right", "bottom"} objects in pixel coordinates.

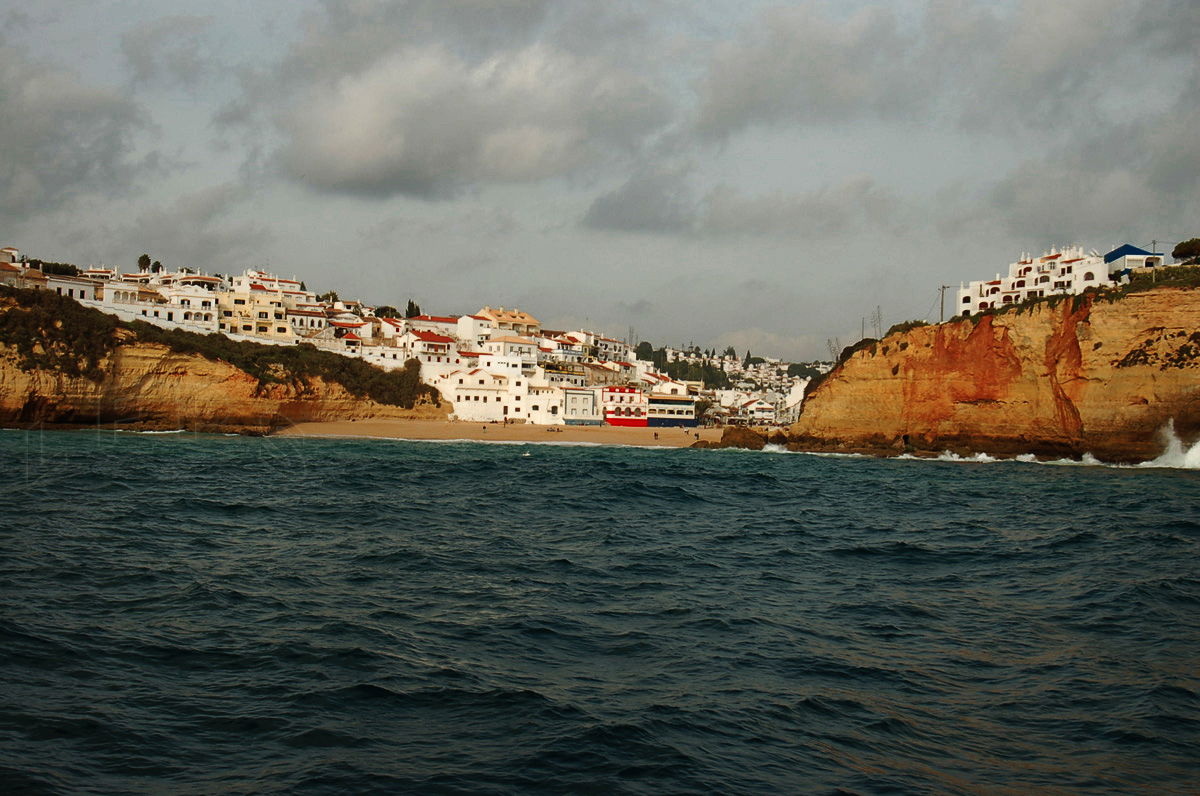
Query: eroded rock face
[
  {"left": 0, "top": 342, "right": 445, "bottom": 434},
  {"left": 789, "top": 289, "right": 1200, "bottom": 462}
]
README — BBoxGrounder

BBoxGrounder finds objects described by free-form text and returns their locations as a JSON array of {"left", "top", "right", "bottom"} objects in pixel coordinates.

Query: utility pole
[{"left": 939, "top": 285, "right": 953, "bottom": 323}]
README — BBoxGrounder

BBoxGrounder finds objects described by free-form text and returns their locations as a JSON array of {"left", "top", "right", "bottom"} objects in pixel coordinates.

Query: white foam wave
[{"left": 1138, "top": 420, "right": 1200, "bottom": 470}]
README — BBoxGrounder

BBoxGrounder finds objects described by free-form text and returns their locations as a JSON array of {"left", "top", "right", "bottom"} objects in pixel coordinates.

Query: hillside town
[
  {"left": 3, "top": 239, "right": 1184, "bottom": 429},
  {"left": 0, "top": 245, "right": 825, "bottom": 427}
]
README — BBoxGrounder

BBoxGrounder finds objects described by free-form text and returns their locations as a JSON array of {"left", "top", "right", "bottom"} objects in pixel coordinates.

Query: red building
[{"left": 602, "top": 386, "right": 648, "bottom": 427}]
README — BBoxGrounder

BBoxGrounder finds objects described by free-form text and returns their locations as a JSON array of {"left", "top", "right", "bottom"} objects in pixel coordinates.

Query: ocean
[{"left": 1, "top": 429, "right": 1197, "bottom": 795}]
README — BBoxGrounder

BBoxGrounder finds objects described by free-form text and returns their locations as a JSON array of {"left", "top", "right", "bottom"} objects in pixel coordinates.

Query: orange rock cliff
[
  {"left": 0, "top": 341, "right": 445, "bottom": 434},
  {"left": 789, "top": 287, "right": 1200, "bottom": 462}
]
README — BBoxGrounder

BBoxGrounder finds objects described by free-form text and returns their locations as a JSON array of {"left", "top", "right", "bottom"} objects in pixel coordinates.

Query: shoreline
[{"left": 277, "top": 419, "right": 726, "bottom": 448}]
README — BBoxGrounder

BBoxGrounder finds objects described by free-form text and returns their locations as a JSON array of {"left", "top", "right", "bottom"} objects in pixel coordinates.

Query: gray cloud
[
  {"left": 701, "top": 176, "right": 899, "bottom": 238},
  {"left": 695, "top": 4, "right": 912, "bottom": 139},
  {"left": 121, "top": 15, "right": 215, "bottom": 90},
  {"left": 582, "top": 166, "right": 696, "bottom": 234},
  {"left": 219, "top": 1, "right": 676, "bottom": 199},
  {"left": 276, "top": 42, "right": 669, "bottom": 198},
  {"left": 110, "top": 184, "right": 272, "bottom": 271},
  {"left": 0, "top": 45, "right": 145, "bottom": 221},
  {"left": 583, "top": 170, "right": 899, "bottom": 240}
]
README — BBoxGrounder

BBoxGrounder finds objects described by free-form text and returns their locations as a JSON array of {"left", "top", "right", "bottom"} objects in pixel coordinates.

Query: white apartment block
[{"left": 957, "top": 243, "right": 1165, "bottom": 316}]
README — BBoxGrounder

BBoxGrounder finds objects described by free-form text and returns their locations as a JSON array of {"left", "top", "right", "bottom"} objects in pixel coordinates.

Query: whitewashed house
[{"left": 956, "top": 244, "right": 1164, "bottom": 316}]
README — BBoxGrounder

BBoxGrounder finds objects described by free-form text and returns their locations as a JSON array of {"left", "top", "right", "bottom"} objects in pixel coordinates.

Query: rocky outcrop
[
  {"left": 0, "top": 342, "right": 445, "bottom": 434},
  {"left": 789, "top": 288, "right": 1200, "bottom": 462},
  {"left": 692, "top": 425, "right": 768, "bottom": 450}
]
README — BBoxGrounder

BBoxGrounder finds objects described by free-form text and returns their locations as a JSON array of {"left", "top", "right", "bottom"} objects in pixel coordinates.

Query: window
[
  {"left": 234, "top": 299, "right": 245, "bottom": 305},
  {"left": 223, "top": 310, "right": 232, "bottom": 317},
  {"left": 1083, "top": 272, "right": 1095, "bottom": 281},
  {"left": 962, "top": 296, "right": 970, "bottom": 304},
  {"left": 242, "top": 324, "right": 252, "bottom": 331},
  {"left": 258, "top": 326, "right": 268, "bottom": 333},
  {"left": 258, "top": 311, "right": 268, "bottom": 319},
  {"left": 276, "top": 327, "right": 287, "bottom": 334}
]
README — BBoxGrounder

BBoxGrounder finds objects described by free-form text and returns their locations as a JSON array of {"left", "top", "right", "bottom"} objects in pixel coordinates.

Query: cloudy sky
[{"left": 3, "top": 1, "right": 1197, "bottom": 359}]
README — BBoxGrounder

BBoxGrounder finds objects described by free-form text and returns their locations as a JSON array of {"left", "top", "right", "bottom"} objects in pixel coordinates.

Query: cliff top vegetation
[{"left": 0, "top": 286, "right": 438, "bottom": 409}]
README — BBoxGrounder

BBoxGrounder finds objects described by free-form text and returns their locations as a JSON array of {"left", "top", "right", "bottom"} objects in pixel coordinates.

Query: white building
[
  {"left": 956, "top": 244, "right": 1164, "bottom": 316},
  {"left": 563, "top": 387, "right": 603, "bottom": 425}
]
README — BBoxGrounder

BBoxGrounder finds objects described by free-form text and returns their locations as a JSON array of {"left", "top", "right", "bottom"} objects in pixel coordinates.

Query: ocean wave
[{"left": 1138, "top": 421, "right": 1200, "bottom": 470}]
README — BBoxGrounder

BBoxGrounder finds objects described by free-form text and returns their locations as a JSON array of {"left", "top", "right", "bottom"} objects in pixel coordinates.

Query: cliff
[
  {"left": 0, "top": 287, "right": 444, "bottom": 434},
  {"left": 790, "top": 287, "right": 1200, "bottom": 462},
  {"left": 0, "top": 342, "right": 444, "bottom": 434}
]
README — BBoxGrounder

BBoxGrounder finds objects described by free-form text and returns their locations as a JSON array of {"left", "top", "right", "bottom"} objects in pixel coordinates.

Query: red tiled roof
[
  {"left": 329, "top": 320, "right": 366, "bottom": 328},
  {"left": 1041, "top": 253, "right": 1062, "bottom": 261},
  {"left": 342, "top": 332, "right": 361, "bottom": 341},
  {"left": 413, "top": 314, "right": 459, "bottom": 324},
  {"left": 410, "top": 330, "right": 455, "bottom": 343}
]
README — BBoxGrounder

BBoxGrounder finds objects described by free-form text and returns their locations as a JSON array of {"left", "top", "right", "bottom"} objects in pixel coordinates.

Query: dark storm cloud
[
  {"left": 121, "top": 15, "right": 215, "bottom": 90},
  {"left": 0, "top": 44, "right": 145, "bottom": 221}
]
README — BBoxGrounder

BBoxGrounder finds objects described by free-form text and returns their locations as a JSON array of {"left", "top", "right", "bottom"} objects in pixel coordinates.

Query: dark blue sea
[{"left": 2, "top": 430, "right": 1198, "bottom": 795}]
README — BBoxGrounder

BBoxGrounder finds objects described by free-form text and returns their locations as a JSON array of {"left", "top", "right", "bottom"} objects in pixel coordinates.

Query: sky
[{"left": 2, "top": 0, "right": 1197, "bottom": 359}]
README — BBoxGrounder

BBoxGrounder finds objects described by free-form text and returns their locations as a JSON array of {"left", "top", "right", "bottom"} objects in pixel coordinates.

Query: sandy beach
[{"left": 277, "top": 419, "right": 725, "bottom": 447}]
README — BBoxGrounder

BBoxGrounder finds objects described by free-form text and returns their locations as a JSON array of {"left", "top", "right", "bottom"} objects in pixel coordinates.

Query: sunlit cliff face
[{"left": 790, "top": 289, "right": 1200, "bottom": 462}]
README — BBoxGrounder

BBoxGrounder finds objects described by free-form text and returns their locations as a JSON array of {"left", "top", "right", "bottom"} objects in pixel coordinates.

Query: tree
[
  {"left": 137, "top": 254, "right": 151, "bottom": 271},
  {"left": 787, "top": 362, "right": 821, "bottom": 379},
  {"left": 374, "top": 305, "right": 400, "bottom": 318},
  {"left": 300, "top": 281, "right": 307, "bottom": 291},
  {"left": 405, "top": 299, "right": 421, "bottom": 318},
  {"left": 1173, "top": 238, "right": 1200, "bottom": 264},
  {"left": 151, "top": 260, "right": 163, "bottom": 273},
  {"left": 743, "top": 349, "right": 752, "bottom": 367},
  {"left": 693, "top": 398, "right": 712, "bottom": 423},
  {"left": 32, "top": 260, "right": 80, "bottom": 276},
  {"left": 723, "top": 346, "right": 736, "bottom": 358},
  {"left": 318, "top": 290, "right": 339, "bottom": 303},
  {"left": 635, "top": 341, "right": 654, "bottom": 361}
]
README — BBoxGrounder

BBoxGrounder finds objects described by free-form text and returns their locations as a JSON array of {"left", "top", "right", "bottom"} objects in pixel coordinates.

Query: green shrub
[{"left": 885, "top": 319, "right": 928, "bottom": 337}]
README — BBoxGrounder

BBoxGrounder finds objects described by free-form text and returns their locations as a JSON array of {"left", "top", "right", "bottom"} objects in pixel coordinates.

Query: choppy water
[{"left": 2, "top": 430, "right": 1198, "bottom": 795}]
